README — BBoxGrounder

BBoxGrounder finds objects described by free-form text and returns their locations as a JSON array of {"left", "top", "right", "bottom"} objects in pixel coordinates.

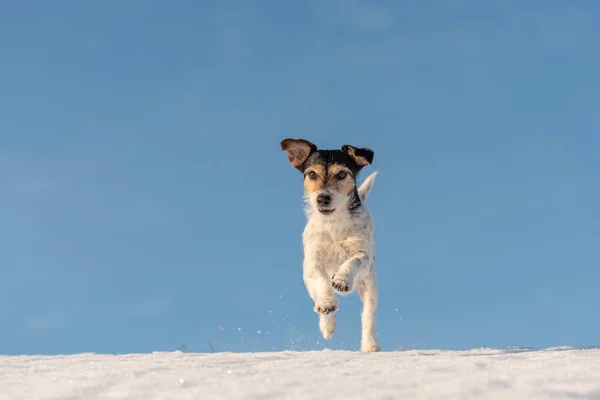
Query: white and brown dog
[{"left": 281, "top": 138, "right": 380, "bottom": 352}]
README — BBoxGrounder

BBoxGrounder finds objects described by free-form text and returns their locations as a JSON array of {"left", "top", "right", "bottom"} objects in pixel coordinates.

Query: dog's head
[{"left": 280, "top": 138, "right": 374, "bottom": 215}]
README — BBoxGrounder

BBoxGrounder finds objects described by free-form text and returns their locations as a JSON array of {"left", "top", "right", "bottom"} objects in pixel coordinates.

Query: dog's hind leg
[{"left": 357, "top": 271, "right": 380, "bottom": 352}]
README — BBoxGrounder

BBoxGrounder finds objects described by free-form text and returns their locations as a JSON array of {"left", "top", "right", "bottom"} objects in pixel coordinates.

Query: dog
[{"left": 280, "top": 138, "right": 380, "bottom": 352}]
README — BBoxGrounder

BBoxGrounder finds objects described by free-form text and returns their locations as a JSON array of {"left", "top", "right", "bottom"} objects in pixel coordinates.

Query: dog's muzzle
[{"left": 317, "top": 194, "right": 335, "bottom": 214}]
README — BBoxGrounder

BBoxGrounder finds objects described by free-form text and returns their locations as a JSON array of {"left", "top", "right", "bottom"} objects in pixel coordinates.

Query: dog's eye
[
  {"left": 307, "top": 171, "right": 318, "bottom": 180},
  {"left": 336, "top": 171, "right": 348, "bottom": 180}
]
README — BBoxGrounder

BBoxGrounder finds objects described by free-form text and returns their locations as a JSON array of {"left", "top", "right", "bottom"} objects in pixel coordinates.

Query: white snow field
[{"left": 1, "top": 347, "right": 599, "bottom": 400}]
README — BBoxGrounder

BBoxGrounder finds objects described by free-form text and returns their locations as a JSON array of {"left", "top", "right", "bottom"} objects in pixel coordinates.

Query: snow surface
[{"left": 1, "top": 347, "right": 599, "bottom": 399}]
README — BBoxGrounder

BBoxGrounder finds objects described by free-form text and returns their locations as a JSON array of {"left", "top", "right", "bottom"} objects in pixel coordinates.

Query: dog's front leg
[
  {"left": 303, "top": 258, "right": 338, "bottom": 315},
  {"left": 331, "top": 251, "right": 370, "bottom": 294},
  {"left": 303, "top": 258, "right": 339, "bottom": 340}
]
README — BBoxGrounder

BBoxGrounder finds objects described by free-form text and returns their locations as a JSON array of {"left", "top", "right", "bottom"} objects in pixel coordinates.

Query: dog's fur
[{"left": 281, "top": 138, "right": 380, "bottom": 352}]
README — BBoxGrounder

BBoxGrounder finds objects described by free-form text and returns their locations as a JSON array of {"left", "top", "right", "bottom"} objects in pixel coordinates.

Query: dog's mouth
[{"left": 318, "top": 208, "right": 335, "bottom": 215}]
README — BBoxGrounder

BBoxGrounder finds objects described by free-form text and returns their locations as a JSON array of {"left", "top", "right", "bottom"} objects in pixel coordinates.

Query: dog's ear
[
  {"left": 341, "top": 145, "right": 374, "bottom": 167},
  {"left": 281, "top": 138, "right": 317, "bottom": 169}
]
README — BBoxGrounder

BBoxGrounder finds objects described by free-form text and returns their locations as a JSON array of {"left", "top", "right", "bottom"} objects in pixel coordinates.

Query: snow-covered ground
[{"left": 1, "top": 347, "right": 598, "bottom": 399}]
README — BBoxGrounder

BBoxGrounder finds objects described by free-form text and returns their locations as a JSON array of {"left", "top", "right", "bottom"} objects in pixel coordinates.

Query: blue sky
[{"left": 1, "top": 0, "right": 599, "bottom": 355}]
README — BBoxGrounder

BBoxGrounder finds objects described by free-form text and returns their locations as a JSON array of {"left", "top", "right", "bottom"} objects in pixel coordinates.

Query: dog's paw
[
  {"left": 360, "top": 340, "right": 381, "bottom": 353},
  {"left": 331, "top": 273, "right": 353, "bottom": 294},
  {"left": 314, "top": 297, "right": 338, "bottom": 315}
]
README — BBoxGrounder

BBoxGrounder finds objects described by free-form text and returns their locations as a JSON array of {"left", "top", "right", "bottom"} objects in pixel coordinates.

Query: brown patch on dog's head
[
  {"left": 303, "top": 163, "right": 325, "bottom": 194},
  {"left": 325, "top": 163, "right": 356, "bottom": 196},
  {"left": 303, "top": 163, "right": 354, "bottom": 195},
  {"left": 280, "top": 138, "right": 317, "bottom": 169}
]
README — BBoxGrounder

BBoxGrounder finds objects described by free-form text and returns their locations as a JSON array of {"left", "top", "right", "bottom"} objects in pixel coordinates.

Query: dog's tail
[{"left": 358, "top": 171, "right": 378, "bottom": 202}]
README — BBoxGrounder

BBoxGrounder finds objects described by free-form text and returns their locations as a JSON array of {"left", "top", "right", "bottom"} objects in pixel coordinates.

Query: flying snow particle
[
  {"left": 257, "top": 330, "right": 262, "bottom": 334},
  {"left": 179, "top": 378, "right": 184, "bottom": 384}
]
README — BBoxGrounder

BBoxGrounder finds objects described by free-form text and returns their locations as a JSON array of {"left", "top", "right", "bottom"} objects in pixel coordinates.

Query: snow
[{"left": 1, "top": 347, "right": 599, "bottom": 399}]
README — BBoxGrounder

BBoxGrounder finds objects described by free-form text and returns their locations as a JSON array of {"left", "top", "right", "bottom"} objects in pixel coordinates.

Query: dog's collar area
[
  {"left": 348, "top": 201, "right": 362, "bottom": 212},
  {"left": 348, "top": 187, "right": 362, "bottom": 212}
]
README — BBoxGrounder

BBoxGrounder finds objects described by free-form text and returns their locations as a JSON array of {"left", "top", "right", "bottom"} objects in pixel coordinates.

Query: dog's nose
[{"left": 317, "top": 194, "right": 332, "bottom": 207}]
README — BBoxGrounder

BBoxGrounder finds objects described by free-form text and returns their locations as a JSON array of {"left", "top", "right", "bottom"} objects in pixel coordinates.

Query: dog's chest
[{"left": 303, "top": 218, "right": 365, "bottom": 270}]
